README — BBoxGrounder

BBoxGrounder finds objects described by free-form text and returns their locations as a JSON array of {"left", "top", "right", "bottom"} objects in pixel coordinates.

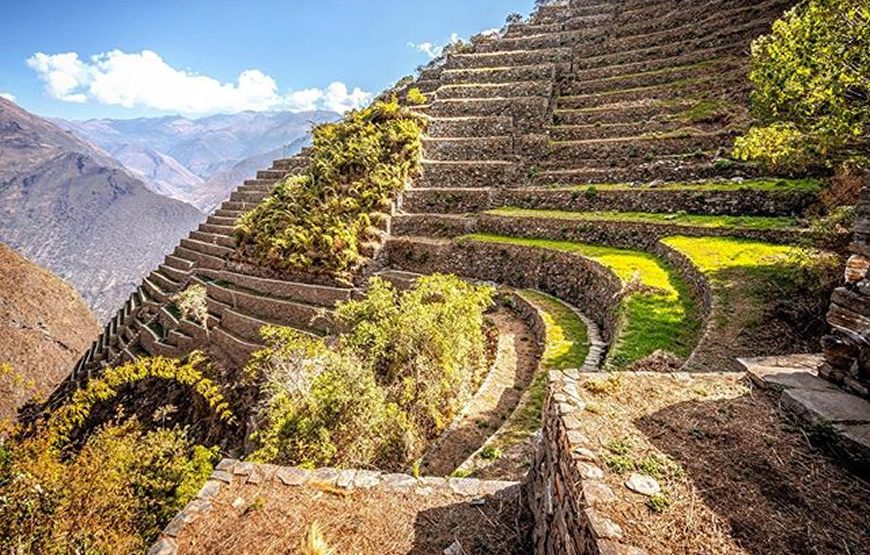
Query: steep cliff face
[
  {"left": 0, "top": 98, "right": 205, "bottom": 320},
  {"left": 0, "top": 242, "right": 100, "bottom": 422}
]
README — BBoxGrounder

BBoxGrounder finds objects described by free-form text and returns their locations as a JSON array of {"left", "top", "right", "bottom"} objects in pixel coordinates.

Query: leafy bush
[
  {"left": 235, "top": 99, "right": 425, "bottom": 279},
  {"left": 406, "top": 87, "right": 427, "bottom": 105},
  {"left": 734, "top": 0, "right": 869, "bottom": 171},
  {"left": 247, "top": 274, "right": 495, "bottom": 468},
  {"left": 0, "top": 418, "right": 216, "bottom": 554}
]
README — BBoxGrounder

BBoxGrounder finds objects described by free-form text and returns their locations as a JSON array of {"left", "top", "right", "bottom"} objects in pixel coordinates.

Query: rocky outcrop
[{"left": 821, "top": 172, "right": 870, "bottom": 398}]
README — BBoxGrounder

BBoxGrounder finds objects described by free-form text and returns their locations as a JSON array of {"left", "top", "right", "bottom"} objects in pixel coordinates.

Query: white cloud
[
  {"left": 408, "top": 32, "right": 462, "bottom": 60},
  {"left": 0, "top": 92, "right": 15, "bottom": 102},
  {"left": 26, "top": 49, "right": 371, "bottom": 114}
]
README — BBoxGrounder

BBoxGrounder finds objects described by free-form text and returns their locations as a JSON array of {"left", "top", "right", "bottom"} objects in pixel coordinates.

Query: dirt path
[{"left": 421, "top": 307, "right": 539, "bottom": 476}]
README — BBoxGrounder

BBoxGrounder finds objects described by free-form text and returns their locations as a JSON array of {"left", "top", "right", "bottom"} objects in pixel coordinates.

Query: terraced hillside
[
  {"left": 41, "top": 0, "right": 847, "bottom": 435},
  {"left": 22, "top": 1, "right": 865, "bottom": 553}
]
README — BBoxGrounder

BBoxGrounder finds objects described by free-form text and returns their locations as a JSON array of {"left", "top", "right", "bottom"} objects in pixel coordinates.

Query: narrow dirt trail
[{"left": 421, "top": 307, "right": 539, "bottom": 476}]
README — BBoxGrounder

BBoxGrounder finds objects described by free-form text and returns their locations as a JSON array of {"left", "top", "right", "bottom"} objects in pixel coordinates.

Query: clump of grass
[
  {"left": 301, "top": 521, "right": 333, "bottom": 555},
  {"left": 566, "top": 178, "right": 825, "bottom": 194},
  {"left": 480, "top": 446, "right": 502, "bottom": 460},
  {"left": 583, "top": 374, "right": 623, "bottom": 396},
  {"left": 647, "top": 493, "right": 672, "bottom": 513}
]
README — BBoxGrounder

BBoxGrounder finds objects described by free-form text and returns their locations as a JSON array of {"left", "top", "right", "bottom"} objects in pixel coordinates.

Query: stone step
[
  {"left": 180, "top": 238, "right": 235, "bottom": 259},
  {"left": 217, "top": 305, "right": 320, "bottom": 347},
  {"left": 445, "top": 47, "right": 571, "bottom": 70},
  {"left": 242, "top": 178, "right": 279, "bottom": 189},
  {"left": 416, "top": 160, "right": 524, "bottom": 189},
  {"left": 256, "top": 169, "right": 288, "bottom": 180},
  {"left": 552, "top": 100, "right": 694, "bottom": 126},
  {"left": 423, "top": 136, "right": 514, "bottom": 161},
  {"left": 158, "top": 263, "right": 189, "bottom": 283},
  {"left": 199, "top": 222, "right": 236, "bottom": 236},
  {"left": 399, "top": 183, "right": 815, "bottom": 218},
  {"left": 503, "top": 22, "right": 563, "bottom": 39},
  {"left": 229, "top": 190, "right": 269, "bottom": 204},
  {"left": 474, "top": 31, "right": 571, "bottom": 53},
  {"left": 374, "top": 269, "right": 425, "bottom": 290},
  {"left": 206, "top": 281, "right": 333, "bottom": 335},
  {"left": 427, "top": 116, "right": 514, "bottom": 137},
  {"left": 197, "top": 269, "right": 353, "bottom": 307},
  {"left": 439, "top": 63, "right": 557, "bottom": 85},
  {"left": 210, "top": 326, "right": 260, "bottom": 366},
  {"left": 190, "top": 229, "right": 237, "bottom": 249},
  {"left": 164, "top": 254, "right": 194, "bottom": 272},
  {"left": 142, "top": 277, "right": 170, "bottom": 304},
  {"left": 547, "top": 131, "right": 733, "bottom": 161},
  {"left": 271, "top": 157, "right": 309, "bottom": 170},
  {"left": 549, "top": 119, "right": 718, "bottom": 141},
  {"left": 426, "top": 96, "right": 549, "bottom": 121},
  {"left": 575, "top": 14, "right": 779, "bottom": 69},
  {"left": 392, "top": 213, "right": 475, "bottom": 238},
  {"left": 212, "top": 209, "right": 245, "bottom": 220},
  {"left": 149, "top": 269, "right": 181, "bottom": 294},
  {"left": 220, "top": 200, "right": 259, "bottom": 212},
  {"left": 565, "top": 57, "right": 737, "bottom": 95},
  {"left": 555, "top": 73, "right": 735, "bottom": 110},
  {"left": 207, "top": 215, "right": 239, "bottom": 227},
  {"left": 536, "top": 158, "right": 753, "bottom": 185},
  {"left": 436, "top": 80, "right": 552, "bottom": 100}
]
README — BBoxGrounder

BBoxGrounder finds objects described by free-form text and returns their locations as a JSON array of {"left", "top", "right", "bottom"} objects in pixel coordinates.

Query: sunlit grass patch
[{"left": 462, "top": 234, "right": 701, "bottom": 367}]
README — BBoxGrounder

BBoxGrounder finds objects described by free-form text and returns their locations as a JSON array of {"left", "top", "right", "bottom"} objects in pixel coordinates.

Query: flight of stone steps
[{"left": 44, "top": 0, "right": 810, "bottom": 413}]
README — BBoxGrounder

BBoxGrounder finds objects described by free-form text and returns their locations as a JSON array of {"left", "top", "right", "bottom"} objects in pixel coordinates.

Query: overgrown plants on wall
[{"left": 235, "top": 99, "right": 426, "bottom": 279}]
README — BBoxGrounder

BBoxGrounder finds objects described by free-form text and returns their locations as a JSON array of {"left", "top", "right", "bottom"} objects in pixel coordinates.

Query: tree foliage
[
  {"left": 733, "top": 0, "right": 869, "bottom": 171},
  {"left": 235, "top": 99, "right": 425, "bottom": 278},
  {"left": 0, "top": 419, "right": 216, "bottom": 554},
  {"left": 246, "top": 274, "right": 494, "bottom": 469}
]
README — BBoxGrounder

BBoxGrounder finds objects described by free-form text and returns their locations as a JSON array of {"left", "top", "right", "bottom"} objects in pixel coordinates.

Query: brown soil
[
  {"left": 0, "top": 243, "right": 99, "bottom": 424},
  {"left": 176, "top": 482, "right": 532, "bottom": 555},
  {"left": 421, "top": 307, "right": 538, "bottom": 476},
  {"left": 574, "top": 372, "right": 870, "bottom": 555}
]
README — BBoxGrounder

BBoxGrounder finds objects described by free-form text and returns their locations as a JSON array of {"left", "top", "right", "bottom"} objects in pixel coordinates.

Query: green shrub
[
  {"left": 246, "top": 274, "right": 495, "bottom": 468},
  {"left": 0, "top": 418, "right": 217, "bottom": 553},
  {"left": 734, "top": 0, "right": 869, "bottom": 171},
  {"left": 406, "top": 87, "right": 427, "bottom": 106},
  {"left": 235, "top": 99, "right": 425, "bottom": 279}
]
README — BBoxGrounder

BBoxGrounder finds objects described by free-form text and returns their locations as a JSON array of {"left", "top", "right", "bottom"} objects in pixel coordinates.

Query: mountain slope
[
  {"left": 0, "top": 242, "right": 100, "bottom": 422},
  {"left": 0, "top": 97, "right": 204, "bottom": 320},
  {"left": 57, "top": 110, "right": 338, "bottom": 209}
]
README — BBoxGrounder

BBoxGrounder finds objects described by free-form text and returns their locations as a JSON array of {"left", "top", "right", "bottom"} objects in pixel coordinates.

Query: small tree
[{"left": 733, "top": 0, "right": 869, "bottom": 172}]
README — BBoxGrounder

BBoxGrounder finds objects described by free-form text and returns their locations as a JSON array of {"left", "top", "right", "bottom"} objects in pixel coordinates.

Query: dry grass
[
  {"left": 176, "top": 483, "right": 532, "bottom": 555},
  {"left": 575, "top": 372, "right": 870, "bottom": 555}
]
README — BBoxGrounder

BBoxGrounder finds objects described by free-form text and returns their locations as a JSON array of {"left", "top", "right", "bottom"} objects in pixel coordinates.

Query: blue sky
[{"left": 0, "top": 0, "right": 535, "bottom": 120}]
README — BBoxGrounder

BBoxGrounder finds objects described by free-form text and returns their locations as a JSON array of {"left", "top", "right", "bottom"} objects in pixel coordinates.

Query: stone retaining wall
[
  {"left": 386, "top": 237, "right": 622, "bottom": 344},
  {"left": 821, "top": 172, "right": 870, "bottom": 398},
  {"left": 148, "top": 459, "right": 521, "bottom": 555}
]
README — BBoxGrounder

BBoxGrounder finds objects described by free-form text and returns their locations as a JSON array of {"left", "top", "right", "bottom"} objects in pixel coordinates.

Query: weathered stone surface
[
  {"left": 582, "top": 481, "right": 616, "bottom": 505},
  {"left": 782, "top": 388, "right": 870, "bottom": 425},
  {"left": 276, "top": 466, "right": 310, "bottom": 486},
  {"left": 215, "top": 458, "right": 238, "bottom": 472},
  {"left": 576, "top": 462, "right": 605, "bottom": 480},
  {"left": 584, "top": 508, "right": 623, "bottom": 539},
  {"left": 598, "top": 540, "right": 650, "bottom": 555},
  {"left": 845, "top": 255, "right": 870, "bottom": 284},
  {"left": 381, "top": 473, "right": 417, "bottom": 490},
  {"left": 624, "top": 473, "right": 661, "bottom": 497},
  {"left": 309, "top": 467, "right": 340, "bottom": 485},
  {"left": 197, "top": 480, "right": 223, "bottom": 500},
  {"left": 740, "top": 355, "right": 835, "bottom": 392},
  {"left": 336, "top": 469, "right": 357, "bottom": 489},
  {"left": 210, "top": 470, "right": 233, "bottom": 484},
  {"left": 448, "top": 477, "right": 484, "bottom": 496},
  {"left": 146, "top": 537, "right": 177, "bottom": 555},
  {"left": 352, "top": 470, "right": 382, "bottom": 488}
]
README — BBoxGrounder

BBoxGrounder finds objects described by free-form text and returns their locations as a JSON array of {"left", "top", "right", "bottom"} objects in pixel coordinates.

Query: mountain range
[
  {"left": 0, "top": 97, "right": 205, "bottom": 320},
  {"left": 56, "top": 110, "right": 337, "bottom": 211}
]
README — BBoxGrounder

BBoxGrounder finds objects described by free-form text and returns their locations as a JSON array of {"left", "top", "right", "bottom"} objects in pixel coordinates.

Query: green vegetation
[
  {"left": 247, "top": 274, "right": 494, "bottom": 469},
  {"left": 486, "top": 207, "right": 798, "bottom": 230},
  {"left": 406, "top": 87, "right": 428, "bottom": 106},
  {"left": 461, "top": 234, "right": 700, "bottom": 367},
  {"left": 734, "top": 0, "right": 869, "bottom": 171},
  {"left": 235, "top": 99, "right": 425, "bottom": 280},
  {"left": 170, "top": 284, "right": 209, "bottom": 331},
  {"left": 662, "top": 235, "right": 842, "bottom": 343},
  {"left": 563, "top": 178, "right": 826, "bottom": 194},
  {"left": 0, "top": 355, "right": 228, "bottom": 552}
]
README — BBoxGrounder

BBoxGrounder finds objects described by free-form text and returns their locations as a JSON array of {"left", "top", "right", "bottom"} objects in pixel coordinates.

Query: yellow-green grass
[
  {"left": 486, "top": 207, "right": 798, "bottom": 231},
  {"left": 461, "top": 234, "right": 701, "bottom": 368},
  {"left": 468, "top": 290, "right": 590, "bottom": 471},
  {"left": 561, "top": 178, "right": 825, "bottom": 194},
  {"left": 661, "top": 236, "right": 838, "bottom": 337}
]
